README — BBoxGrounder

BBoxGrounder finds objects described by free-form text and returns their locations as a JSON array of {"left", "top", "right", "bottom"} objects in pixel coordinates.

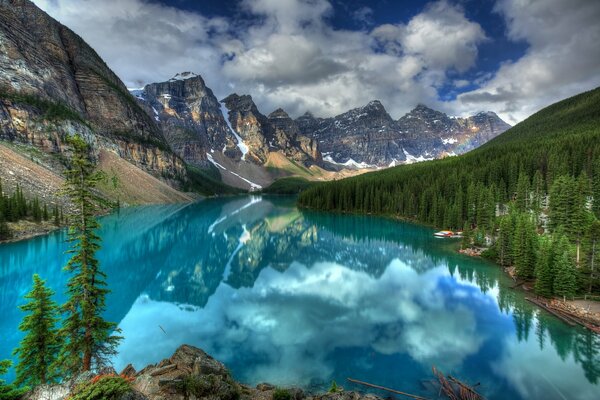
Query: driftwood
[
  {"left": 346, "top": 378, "right": 430, "bottom": 400},
  {"left": 432, "top": 367, "right": 484, "bottom": 400},
  {"left": 525, "top": 297, "right": 577, "bottom": 326}
]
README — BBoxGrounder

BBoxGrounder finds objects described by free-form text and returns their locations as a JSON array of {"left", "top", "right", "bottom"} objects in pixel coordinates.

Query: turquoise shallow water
[{"left": 1, "top": 196, "right": 599, "bottom": 399}]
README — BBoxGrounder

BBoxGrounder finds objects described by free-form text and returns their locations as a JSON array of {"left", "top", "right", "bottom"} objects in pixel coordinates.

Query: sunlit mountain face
[{"left": 1, "top": 197, "right": 599, "bottom": 399}]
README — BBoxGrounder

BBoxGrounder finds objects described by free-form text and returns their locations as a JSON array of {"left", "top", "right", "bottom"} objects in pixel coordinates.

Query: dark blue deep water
[{"left": 1, "top": 196, "right": 599, "bottom": 399}]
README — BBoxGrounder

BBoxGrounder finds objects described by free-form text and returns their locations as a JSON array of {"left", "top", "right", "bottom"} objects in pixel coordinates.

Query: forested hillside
[{"left": 298, "top": 87, "right": 600, "bottom": 295}]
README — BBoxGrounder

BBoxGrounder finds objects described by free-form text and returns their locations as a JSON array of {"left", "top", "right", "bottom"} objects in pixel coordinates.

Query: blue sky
[{"left": 34, "top": 0, "right": 600, "bottom": 123}]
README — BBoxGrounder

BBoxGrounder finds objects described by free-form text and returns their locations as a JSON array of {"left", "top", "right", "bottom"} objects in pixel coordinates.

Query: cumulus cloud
[
  {"left": 31, "top": 0, "right": 600, "bottom": 122},
  {"left": 32, "top": 0, "right": 491, "bottom": 119},
  {"left": 372, "top": 1, "right": 487, "bottom": 73},
  {"left": 453, "top": 0, "right": 600, "bottom": 123}
]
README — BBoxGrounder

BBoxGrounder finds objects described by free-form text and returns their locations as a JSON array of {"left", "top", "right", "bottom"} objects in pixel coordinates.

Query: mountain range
[
  {"left": 130, "top": 71, "right": 510, "bottom": 186},
  {"left": 0, "top": 0, "right": 510, "bottom": 199}
]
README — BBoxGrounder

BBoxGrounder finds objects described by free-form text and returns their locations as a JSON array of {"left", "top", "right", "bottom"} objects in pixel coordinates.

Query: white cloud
[
  {"left": 454, "top": 0, "right": 600, "bottom": 123},
  {"left": 493, "top": 325, "right": 599, "bottom": 400},
  {"left": 114, "top": 259, "right": 486, "bottom": 386},
  {"left": 373, "top": 1, "right": 487, "bottom": 73},
  {"left": 31, "top": 0, "right": 490, "bottom": 119},
  {"left": 31, "top": 0, "right": 600, "bottom": 123}
]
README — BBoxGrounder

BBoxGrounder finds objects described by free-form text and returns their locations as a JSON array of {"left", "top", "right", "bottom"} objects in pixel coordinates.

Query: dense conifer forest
[
  {"left": 299, "top": 87, "right": 600, "bottom": 296},
  {"left": 0, "top": 179, "right": 62, "bottom": 240}
]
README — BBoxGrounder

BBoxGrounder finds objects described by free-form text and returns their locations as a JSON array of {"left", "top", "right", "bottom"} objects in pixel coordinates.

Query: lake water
[{"left": 1, "top": 196, "right": 599, "bottom": 399}]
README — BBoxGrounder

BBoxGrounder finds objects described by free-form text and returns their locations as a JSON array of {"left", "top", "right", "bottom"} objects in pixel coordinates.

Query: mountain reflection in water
[{"left": 0, "top": 196, "right": 599, "bottom": 400}]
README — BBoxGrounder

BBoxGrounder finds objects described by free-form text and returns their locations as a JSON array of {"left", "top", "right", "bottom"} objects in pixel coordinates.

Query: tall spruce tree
[
  {"left": 13, "top": 274, "right": 61, "bottom": 386},
  {"left": 497, "top": 215, "right": 513, "bottom": 267},
  {"left": 56, "top": 135, "right": 121, "bottom": 376},
  {"left": 515, "top": 172, "right": 530, "bottom": 211},
  {"left": 593, "top": 158, "right": 600, "bottom": 219},
  {"left": 513, "top": 214, "right": 537, "bottom": 278},
  {"left": 554, "top": 250, "right": 577, "bottom": 300},
  {"left": 573, "top": 173, "right": 593, "bottom": 264},
  {"left": 587, "top": 221, "right": 600, "bottom": 293},
  {"left": 535, "top": 237, "right": 554, "bottom": 298}
]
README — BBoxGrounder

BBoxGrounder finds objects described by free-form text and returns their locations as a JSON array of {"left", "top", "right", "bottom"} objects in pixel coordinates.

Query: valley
[{"left": 1, "top": 1, "right": 599, "bottom": 400}]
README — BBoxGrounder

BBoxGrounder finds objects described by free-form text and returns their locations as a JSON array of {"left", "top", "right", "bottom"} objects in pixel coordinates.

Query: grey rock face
[
  {"left": 135, "top": 74, "right": 240, "bottom": 168},
  {"left": 0, "top": 0, "right": 185, "bottom": 179},
  {"left": 297, "top": 102, "right": 511, "bottom": 167},
  {"left": 297, "top": 101, "right": 403, "bottom": 166},
  {"left": 222, "top": 94, "right": 321, "bottom": 166}
]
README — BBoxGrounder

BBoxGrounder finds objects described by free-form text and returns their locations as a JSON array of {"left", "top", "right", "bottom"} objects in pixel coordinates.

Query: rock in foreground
[{"left": 24, "top": 345, "right": 384, "bottom": 400}]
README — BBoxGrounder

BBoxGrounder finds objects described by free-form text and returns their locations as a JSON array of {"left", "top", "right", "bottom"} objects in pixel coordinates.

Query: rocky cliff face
[
  {"left": 297, "top": 102, "right": 511, "bottom": 167},
  {"left": 395, "top": 104, "right": 511, "bottom": 159},
  {"left": 297, "top": 101, "right": 402, "bottom": 167},
  {"left": 134, "top": 73, "right": 241, "bottom": 168},
  {"left": 0, "top": 0, "right": 185, "bottom": 181},
  {"left": 222, "top": 94, "right": 322, "bottom": 166}
]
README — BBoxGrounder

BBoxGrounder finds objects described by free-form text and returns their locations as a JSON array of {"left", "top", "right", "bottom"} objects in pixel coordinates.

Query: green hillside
[{"left": 299, "top": 87, "right": 600, "bottom": 295}]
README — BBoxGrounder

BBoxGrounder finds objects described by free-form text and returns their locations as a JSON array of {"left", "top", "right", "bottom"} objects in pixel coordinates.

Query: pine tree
[
  {"left": 461, "top": 221, "right": 472, "bottom": 250},
  {"left": 554, "top": 250, "right": 577, "bottom": 300},
  {"left": 497, "top": 215, "right": 513, "bottom": 267},
  {"left": 42, "top": 203, "right": 49, "bottom": 222},
  {"left": 587, "top": 221, "right": 600, "bottom": 293},
  {"left": 0, "top": 211, "right": 10, "bottom": 241},
  {"left": 593, "top": 158, "right": 600, "bottom": 219},
  {"left": 573, "top": 173, "right": 592, "bottom": 264},
  {"left": 515, "top": 172, "right": 530, "bottom": 211},
  {"left": 53, "top": 205, "right": 60, "bottom": 226},
  {"left": 56, "top": 135, "right": 121, "bottom": 376},
  {"left": 0, "top": 360, "right": 27, "bottom": 400},
  {"left": 535, "top": 237, "right": 554, "bottom": 298},
  {"left": 514, "top": 214, "right": 537, "bottom": 279},
  {"left": 13, "top": 274, "right": 61, "bottom": 386}
]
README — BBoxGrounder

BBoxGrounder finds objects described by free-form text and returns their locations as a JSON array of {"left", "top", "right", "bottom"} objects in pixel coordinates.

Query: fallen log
[
  {"left": 346, "top": 378, "right": 430, "bottom": 400},
  {"left": 448, "top": 376, "right": 484, "bottom": 400},
  {"left": 525, "top": 297, "right": 577, "bottom": 326},
  {"left": 432, "top": 367, "right": 484, "bottom": 400}
]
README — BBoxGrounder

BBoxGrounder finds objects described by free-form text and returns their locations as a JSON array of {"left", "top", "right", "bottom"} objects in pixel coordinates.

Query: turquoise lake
[{"left": 1, "top": 196, "right": 599, "bottom": 399}]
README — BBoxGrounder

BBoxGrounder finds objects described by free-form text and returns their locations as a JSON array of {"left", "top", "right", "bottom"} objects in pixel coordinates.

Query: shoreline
[
  {"left": 458, "top": 247, "right": 600, "bottom": 334},
  {"left": 0, "top": 220, "right": 63, "bottom": 244}
]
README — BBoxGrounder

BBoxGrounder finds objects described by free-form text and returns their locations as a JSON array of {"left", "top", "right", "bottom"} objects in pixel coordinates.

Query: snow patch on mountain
[
  {"left": 403, "top": 149, "right": 434, "bottom": 164},
  {"left": 220, "top": 103, "right": 249, "bottom": 160},
  {"left": 207, "top": 153, "right": 262, "bottom": 190},
  {"left": 169, "top": 72, "right": 199, "bottom": 81},
  {"left": 323, "top": 155, "right": 375, "bottom": 169}
]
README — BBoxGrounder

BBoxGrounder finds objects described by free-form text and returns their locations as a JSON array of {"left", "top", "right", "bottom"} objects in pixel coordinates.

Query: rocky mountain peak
[
  {"left": 268, "top": 108, "right": 291, "bottom": 119},
  {"left": 405, "top": 104, "right": 447, "bottom": 120},
  {"left": 364, "top": 100, "right": 385, "bottom": 111},
  {"left": 221, "top": 93, "right": 259, "bottom": 114},
  {"left": 134, "top": 73, "right": 238, "bottom": 168}
]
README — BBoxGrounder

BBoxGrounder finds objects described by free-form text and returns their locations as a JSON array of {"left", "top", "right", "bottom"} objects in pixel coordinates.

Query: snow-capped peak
[{"left": 169, "top": 72, "right": 199, "bottom": 82}]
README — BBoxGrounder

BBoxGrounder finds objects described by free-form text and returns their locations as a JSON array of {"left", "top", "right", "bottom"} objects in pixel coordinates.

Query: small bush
[
  {"left": 273, "top": 388, "right": 292, "bottom": 400},
  {"left": 177, "top": 375, "right": 240, "bottom": 400},
  {"left": 328, "top": 380, "right": 342, "bottom": 393},
  {"left": 481, "top": 246, "right": 498, "bottom": 260},
  {"left": 69, "top": 374, "right": 133, "bottom": 400}
]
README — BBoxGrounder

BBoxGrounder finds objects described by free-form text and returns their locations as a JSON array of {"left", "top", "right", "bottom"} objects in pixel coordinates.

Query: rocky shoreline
[
  {"left": 0, "top": 220, "right": 62, "bottom": 244},
  {"left": 24, "top": 345, "right": 383, "bottom": 400},
  {"left": 458, "top": 247, "right": 600, "bottom": 333}
]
